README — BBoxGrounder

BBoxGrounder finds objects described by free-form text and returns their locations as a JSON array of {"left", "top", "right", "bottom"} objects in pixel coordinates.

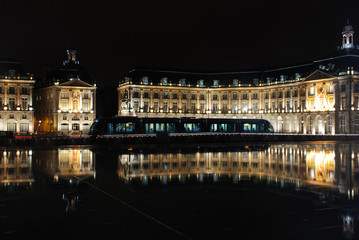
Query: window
[
  {"left": 84, "top": 116, "right": 89, "bottom": 120},
  {"left": 265, "top": 102, "right": 269, "bottom": 111},
  {"left": 22, "top": 114, "right": 26, "bottom": 119},
  {"left": 198, "top": 79, "right": 204, "bottom": 87},
  {"left": 242, "top": 102, "right": 248, "bottom": 112},
  {"left": 83, "top": 123, "right": 90, "bottom": 131},
  {"left": 63, "top": 116, "right": 67, "bottom": 120},
  {"left": 9, "top": 98, "right": 15, "bottom": 110},
  {"left": 61, "top": 92, "right": 69, "bottom": 99},
  {"left": 272, "top": 92, "right": 276, "bottom": 99},
  {"left": 286, "top": 100, "right": 291, "bottom": 110},
  {"left": 153, "top": 92, "right": 159, "bottom": 99},
  {"left": 82, "top": 101, "right": 90, "bottom": 112},
  {"left": 200, "top": 94, "right": 205, "bottom": 100},
  {"left": 83, "top": 92, "right": 89, "bottom": 99},
  {"left": 20, "top": 123, "right": 29, "bottom": 132},
  {"left": 7, "top": 122, "right": 16, "bottom": 132},
  {"left": 252, "top": 102, "right": 258, "bottom": 111},
  {"left": 191, "top": 103, "right": 196, "bottom": 112},
  {"left": 0, "top": 97, "right": 2, "bottom": 107},
  {"left": 182, "top": 93, "right": 187, "bottom": 100},
  {"left": 72, "top": 116, "right": 80, "bottom": 121},
  {"left": 341, "top": 84, "right": 346, "bottom": 92},
  {"left": 265, "top": 93, "right": 269, "bottom": 99},
  {"left": 278, "top": 91, "right": 283, "bottom": 98},
  {"left": 9, "top": 114, "right": 14, "bottom": 119},
  {"left": 355, "top": 116, "right": 359, "bottom": 131},
  {"left": 252, "top": 93, "right": 258, "bottom": 99},
  {"left": 173, "top": 102, "right": 178, "bottom": 112},
  {"left": 222, "top": 94, "right": 228, "bottom": 100},
  {"left": 154, "top": 102, "right": 158, "bottom": 112},
  {"left": 21, "top": 87, "right": 28, "bottom": 95},
  {"left": 212, "top": 103, "right": 218, "bottom": 112},
  {"left": 21, "top": 98, "right": 28, "bottom": 110},
  {"left": 142, "top": 76, "right": 149, "bottom": 85},
  {"left": 61, "top": 123, "right": 69, "bottom": 132},
  {"left": 182, "top": 102, "right": 186, "bottom": 112},
  {"left": 272, "top": 101, "right": 276, "bottom": 111},
  {"left": 191, "top": 94, "right": 196, "bottom": 100},
  {"left": 73, "top": 100, "right": 79, "bottom": 112},
  {"left": 133, "top": 91, "right": 139, "bottom": 98},
  {"left": 328, "top": 85, "right": 334, "bottom": 93},
  {"left": 200, "top": 103, "right": 205, "bottom": 113},
  {"left": 222, "top": 103, "right": 228, "bottom": 113},
  {"left": 212, "top": 94, "right": 218, "bottom": 100},
  {"left": 233, "top": 93, "right": 238, "bottom": 100},
  {"left": 341, "top": 96, "right": 346, "bottom": 110},
  {"left": 133, "top": 101, "right": 139, "bottom": 112},
  {"left": 286, "top": 91, "right": 291, "bottom": 98},
  {"left": 213, "top": 80, "right": 219, "bottom": 87},
  {"left": 164, "top": 102, "right": 168, "bottom": 112},
  {"left": 143, "top": 92, "right": 149, "bottom": 98},
  {"left": 242, "top": 93, "right": 248, "bottom": 100},
  {"left": 340, "top": 115, "right": 346, "bottom": 132},
  {"left": 72, "top": 123, "right": 80, "bottom": 131},
  {"left": 233, "top": 79, "right": 239, "bottom": 86},
  {"left": 172, "top": 93, "right": 178, "bottom": 99},
  {"left": 143, "top": 101, "right": 149, "bottom": 112},
  {"left": 164, "top": 93, "right": 169, "bottom": 99},
  {"left": 161, "top": 77, "right": 168, "bottom": 85},
  {"left": 9, "top": 87, "right": 15, "bottom": 94}
]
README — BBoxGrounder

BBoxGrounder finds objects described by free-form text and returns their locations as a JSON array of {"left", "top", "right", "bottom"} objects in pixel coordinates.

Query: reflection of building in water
[
  {"left": 0, "top": 150, "right": 34, "bottom": 187},
  {"left": 37, "top": 148, "right": 95, "bottom": 181},
  {"left": 118, "top": 143, "right": 359, "bottom": 195}
]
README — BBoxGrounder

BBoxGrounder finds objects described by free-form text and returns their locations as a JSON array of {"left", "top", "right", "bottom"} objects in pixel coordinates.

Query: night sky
[{"left": 1, "top": 0, "right": 359, "bottom": 90}]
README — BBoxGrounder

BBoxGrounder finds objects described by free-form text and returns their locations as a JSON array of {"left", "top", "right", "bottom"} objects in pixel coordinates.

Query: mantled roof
[{"left": 0, "top": 58, "right": 32, "bottom": 80}]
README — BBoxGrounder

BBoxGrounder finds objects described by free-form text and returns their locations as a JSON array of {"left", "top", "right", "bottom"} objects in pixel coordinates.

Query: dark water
[{"left": 1, "top": 141, "right": 359, "bottom": 240}]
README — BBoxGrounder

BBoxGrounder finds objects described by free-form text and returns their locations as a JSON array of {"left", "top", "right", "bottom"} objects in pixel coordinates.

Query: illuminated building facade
[
  {"left": 118, "top": 143, "right": 358, "bottom": 195},
  {"left": 34, "top": 148, "right": 95, "bottom": 182},
  {"left": 0, "top": 149, "right": 34, "bottom": 188},
  {"left": 34, "top": 49, "right": 96, "bottom": 134},
  {"left": 118, "top": 23, "right": 359, "bottom": 134},
  {"left": 0, "top": 59, "right": 35, "bottom": 133}
]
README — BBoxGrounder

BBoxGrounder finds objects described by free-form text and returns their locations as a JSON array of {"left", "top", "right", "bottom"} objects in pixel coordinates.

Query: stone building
[
  {"left": 34, "top": 49, "right": 96, "bottom": 134},
  {"left": 0, "top": 58, "right": 35, "bottom": 133},
  {"left": 118, "top": 23, "right": 359, "bottom": 134}
]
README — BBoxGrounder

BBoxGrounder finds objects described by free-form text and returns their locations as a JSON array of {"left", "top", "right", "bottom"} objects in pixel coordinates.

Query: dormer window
[
  {"left": 213, "top": 80, "right": 219, "bottom": 87},
  {"left": 161, "top": 77, "right": 168, "bottom": 85},
  {"left": 180, "top": 78, "right": 186, "bottom": 86},
  {"left": 253, "top": 78, "right": 259, "bottom": 86},
  {"left": 280, "top": 75, "right": 287, "bottom": 82},
  {"left": 232, "top": 79, "right": 239, "bottom": 86},
  {"left": 142, "top": 76, "right": 149, "bottom": 85},
  {"left": 295, "top": 73, "right": 300, "bottom": 80},
  {"left": 198, "top": 79, "right": 204, "bottom": 87},
  {"left": 8, "top": 70, "right": 15, "bottom": 78},
  {"left": 266, "top": 77, "right": 274, "bottom": 84}
]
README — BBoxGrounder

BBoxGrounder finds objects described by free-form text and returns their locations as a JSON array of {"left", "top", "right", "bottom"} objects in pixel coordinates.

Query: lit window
[{"left": 309, "top": 87, "right": 315, "bottom": 95}]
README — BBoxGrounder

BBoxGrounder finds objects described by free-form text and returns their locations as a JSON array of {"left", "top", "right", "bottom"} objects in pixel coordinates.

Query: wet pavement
[{"left": 1, "top": 142, "right": 359, "bottom": 239}]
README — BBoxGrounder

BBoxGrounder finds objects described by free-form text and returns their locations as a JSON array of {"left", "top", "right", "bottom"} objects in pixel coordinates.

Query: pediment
[
  {"left": 305, "top": 70, "right": 335, "bottom": 81},
  {"left": 59, "top": 78, "right": 93, "bottom": 87}
]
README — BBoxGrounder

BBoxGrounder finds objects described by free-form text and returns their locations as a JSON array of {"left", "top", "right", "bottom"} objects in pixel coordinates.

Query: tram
[{"left": 89, "top": 117, "right": 274, "bottom": 135}]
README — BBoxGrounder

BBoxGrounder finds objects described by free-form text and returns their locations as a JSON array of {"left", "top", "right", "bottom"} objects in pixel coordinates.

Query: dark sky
[{"left": 1, "top": 0, "right": 359, "bottom": 89}]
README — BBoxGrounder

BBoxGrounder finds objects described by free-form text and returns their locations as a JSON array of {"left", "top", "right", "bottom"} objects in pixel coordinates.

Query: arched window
[
  {"left": 72, "top": 116, "right": 80, "bottom": 121},
  {"left": 309, "top": 116, "right": 313, "bottom": 134}
]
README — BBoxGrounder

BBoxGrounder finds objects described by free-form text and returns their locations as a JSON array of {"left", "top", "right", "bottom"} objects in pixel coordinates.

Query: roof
[
  {"left": 123, "top": 49, "right": 359, "bottom": 87},
  {"left": 0, "top": 58, "right": 31, "bottom": 80}
]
